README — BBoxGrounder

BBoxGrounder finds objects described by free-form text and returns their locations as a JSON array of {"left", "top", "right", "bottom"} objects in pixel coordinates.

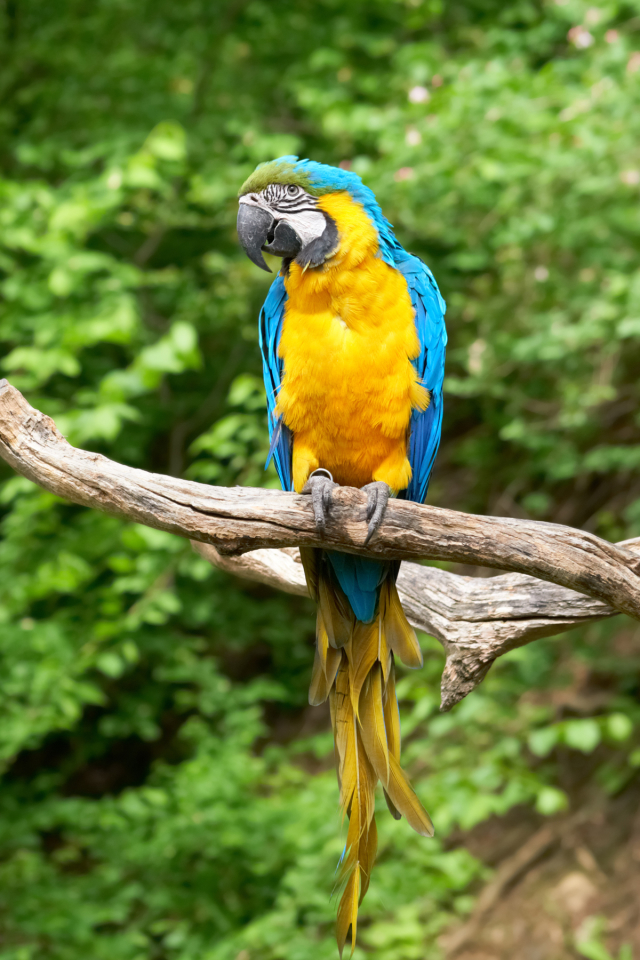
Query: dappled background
[{"left": 1, "top": 0, "right": 640, "bottom": 957}]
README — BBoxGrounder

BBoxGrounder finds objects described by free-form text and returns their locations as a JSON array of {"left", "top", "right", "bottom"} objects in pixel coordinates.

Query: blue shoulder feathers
[
  {"left": 259, "top": 273, "right": 292, "bottom": 492},
  {"left": 394, "top": 249, "right": 447, "bottom": 504}
]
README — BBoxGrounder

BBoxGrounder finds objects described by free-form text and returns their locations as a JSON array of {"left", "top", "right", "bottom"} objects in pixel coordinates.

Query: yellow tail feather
[
  {"left": 304, "top": 554, "right": 434, "bottom": 955},
  {"left": 381, "top": 578, "right": 423, "bottom": 668},
  {"left": 383, "top": 657, "right": 401, "bottom": 761},
  {"left": 336, "top": 867, "right": 360, "bottom": 958},
  {"left": 359, "top": 665, "right": 390, "bottom": 787},
  {"left": 300, "top": 546, "right": 320, "bottom": 601},
  {"left": 319, "top": 571, "right": 354, "bottom": 648},
  {"left": 382, "top": 658, "right": 403, "bottom": 819},
  {"left": 346, "top": 620, "right": 379, "bottom": 715},
  {"left": 309, "top": 611, "right": 342, "bottom": 705},
  {"left": 333, "top": 655, "right": 377, "bottom": 957}
]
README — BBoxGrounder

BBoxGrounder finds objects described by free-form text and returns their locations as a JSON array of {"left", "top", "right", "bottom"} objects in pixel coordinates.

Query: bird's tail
[{"left": 300, "top": 548, "right": 434, "bottom": 957}]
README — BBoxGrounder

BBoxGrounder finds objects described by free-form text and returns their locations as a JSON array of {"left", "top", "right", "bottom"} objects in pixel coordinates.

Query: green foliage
[
  {"left": 1, "top": 0, "right": 640, "bottom": 957},
  {"left": 576, "top": 916, "right": 633, "bottom": 960}
]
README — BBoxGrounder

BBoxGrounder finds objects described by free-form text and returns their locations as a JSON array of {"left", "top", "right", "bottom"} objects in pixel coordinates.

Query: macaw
[{"left": 237, "top": 156, "right": 447, "bottom": 955}]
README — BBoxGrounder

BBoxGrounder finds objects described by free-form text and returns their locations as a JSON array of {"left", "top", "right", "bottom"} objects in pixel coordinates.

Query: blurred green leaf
[{"left": 563, "top": 719, "right": 602, "bottom": 754}]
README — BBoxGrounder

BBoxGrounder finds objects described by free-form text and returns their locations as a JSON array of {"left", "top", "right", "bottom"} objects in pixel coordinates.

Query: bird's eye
[{"left": 287, "top": 184, "right": 300, "bottom": 196}]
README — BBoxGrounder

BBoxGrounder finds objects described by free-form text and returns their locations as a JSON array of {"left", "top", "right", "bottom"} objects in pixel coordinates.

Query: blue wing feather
[
  {"left": 394, "top": 249, "right": 447, "bottom": 504},
  {"left": 258, "top": 274, "right": 293, "bottom": 491}
]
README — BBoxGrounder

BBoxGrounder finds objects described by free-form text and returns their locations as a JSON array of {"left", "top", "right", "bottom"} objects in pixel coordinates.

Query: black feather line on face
[
  {"left": 263, "top": 182, "right": 319, "bottom": 214},
  {"left": 295, "top": 212, "right": 339, "bottom": 270}
]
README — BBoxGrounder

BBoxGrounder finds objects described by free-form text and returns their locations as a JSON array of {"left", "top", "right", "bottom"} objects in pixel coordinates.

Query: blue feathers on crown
[{"left": 283, "top": 156, "right": 398, "bottom": 261}]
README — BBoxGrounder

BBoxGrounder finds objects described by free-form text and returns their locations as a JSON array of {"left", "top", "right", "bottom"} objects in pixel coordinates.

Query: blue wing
[
  {"left": 259, "top": 274, "right": 293, "bottom": 491},
  {"left": 394, "top": 250, "right": 447, "bottom": 504}
]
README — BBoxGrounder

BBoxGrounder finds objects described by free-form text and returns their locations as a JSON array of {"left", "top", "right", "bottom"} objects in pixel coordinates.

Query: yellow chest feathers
[{"left": 275, "top": 192, "right": 429, "bottom": 493}]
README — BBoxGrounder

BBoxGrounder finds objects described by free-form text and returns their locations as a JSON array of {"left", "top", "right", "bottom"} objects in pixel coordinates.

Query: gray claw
[
  {"left": 302, "top": 469, "right": 337, "bottom": 531},
  {"left": 362, "top": 481, "right": 390, "bottom": 544}
]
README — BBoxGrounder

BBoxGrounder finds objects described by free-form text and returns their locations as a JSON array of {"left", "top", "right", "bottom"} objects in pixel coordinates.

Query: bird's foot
[
  {"left": 362, "top": 481, "right": 390, "bottom": 544},
  {"left": 302, "top": 468, "right": 338, "bottom": 532}
]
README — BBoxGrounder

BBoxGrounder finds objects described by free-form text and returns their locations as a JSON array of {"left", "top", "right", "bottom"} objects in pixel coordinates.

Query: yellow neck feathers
[
  {"left": 277, "top": 191, "right": 429, "bottom": 493},
  {"left": 284, "top": 192, "right": 385, "bottom": 328}
]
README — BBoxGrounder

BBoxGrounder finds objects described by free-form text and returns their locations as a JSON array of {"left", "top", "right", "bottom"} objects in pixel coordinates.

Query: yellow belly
[{"left": 275, "top": 192, "right": 428, "bottom": 493}]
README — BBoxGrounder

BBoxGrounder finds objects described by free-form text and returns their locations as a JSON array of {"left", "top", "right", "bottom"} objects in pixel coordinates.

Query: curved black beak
[
  {"left": 237, "top": 202, "right": 303, "bottom": 273},
  {"left": 237, "top": 203, "right": 274, "bottom": 273}
]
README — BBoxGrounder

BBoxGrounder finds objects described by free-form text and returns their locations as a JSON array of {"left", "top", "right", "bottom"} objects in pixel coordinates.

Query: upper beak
[
  {"left": 237, "top": 200, "right": 303, "bottom": 273},
  {"left": 237, "top": 203, "right": 274, "bottom": 273}
]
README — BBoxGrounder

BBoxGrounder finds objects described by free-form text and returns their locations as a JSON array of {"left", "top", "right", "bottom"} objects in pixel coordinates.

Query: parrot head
[{"left": 237, "top": 155, "right": 395, "bottom": 272}]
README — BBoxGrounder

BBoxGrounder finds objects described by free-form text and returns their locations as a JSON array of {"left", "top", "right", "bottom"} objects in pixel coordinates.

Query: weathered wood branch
[{"left": 1, "top": 377, "right": 638, "bottom": 711}]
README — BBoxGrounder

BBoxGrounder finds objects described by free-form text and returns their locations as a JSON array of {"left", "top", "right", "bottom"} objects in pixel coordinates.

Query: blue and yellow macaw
[{"left": 237, "top": 157, "right": 447, "bottom": 954}]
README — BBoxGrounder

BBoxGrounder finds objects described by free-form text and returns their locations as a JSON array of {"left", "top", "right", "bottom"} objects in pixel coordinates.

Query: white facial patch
[{"left": 279, "top": 208, "right": 326, "bottom": 247}]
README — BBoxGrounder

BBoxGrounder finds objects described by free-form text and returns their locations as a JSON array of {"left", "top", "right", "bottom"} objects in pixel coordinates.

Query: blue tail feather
[{"left": 327, "top": 552, "right": 388, "bottom": 623}]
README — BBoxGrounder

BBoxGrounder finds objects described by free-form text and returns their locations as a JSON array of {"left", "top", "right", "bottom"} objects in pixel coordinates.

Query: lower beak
[
  {"left": 265, "top": 221, "right": 302, "bottom": 260},
  {"left": 237, "top": 203, "right": 303, "bottom": 273}
]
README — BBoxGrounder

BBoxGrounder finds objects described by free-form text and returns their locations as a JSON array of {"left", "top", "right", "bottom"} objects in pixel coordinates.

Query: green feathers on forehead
[{"left": 238, "top": 159, "right": 324, "bottom": 198}]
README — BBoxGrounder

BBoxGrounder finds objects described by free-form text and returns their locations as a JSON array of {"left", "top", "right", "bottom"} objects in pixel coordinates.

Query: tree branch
[{"left": 1, "top": 378, "right": 638, "bottom": 711}]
